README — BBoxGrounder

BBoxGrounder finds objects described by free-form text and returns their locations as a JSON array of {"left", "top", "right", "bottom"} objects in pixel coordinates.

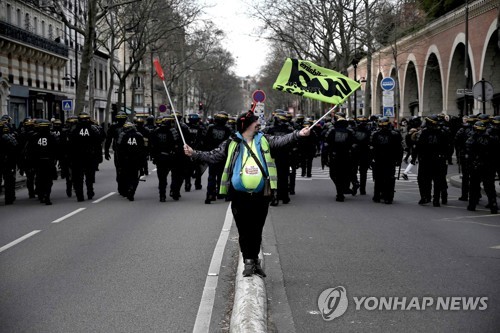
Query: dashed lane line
[
  {"left": 92, "top": 192, "right": 116, "bottom": 204},
  {"left": 0, "top": 230, "right": 41, "bottom": 254},
  {"left": 51, "top": 208, "right": 86, "bottom": 224}
]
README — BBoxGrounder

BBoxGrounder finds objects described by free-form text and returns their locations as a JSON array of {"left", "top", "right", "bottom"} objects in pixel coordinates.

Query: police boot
[
  {"left": 253, "top": 259, "right": 266, "bottom": 278},
  {"left": 44, "top": 195, "right": 52, "bottom": 206},
  {"left": 185, "top": 182, "right": 191, "bottom": 192},
  {"left": 242, "top": 259, "right": 255, "bottom": 277},
  {"left": 170, "top": 191, "right": 180, "bottom": 201},
  {"left": 87, "top": 189, "right": 95, "bottom": 200},
  {"left": 490, "top": 202, "right": 498, "bottom": 214}
]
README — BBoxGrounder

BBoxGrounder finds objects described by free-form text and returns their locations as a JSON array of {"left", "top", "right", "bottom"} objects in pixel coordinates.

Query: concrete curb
[
  {"left": 230, "top": 252, "right": 267, "bottom": 333},
  {"left": 449, "top": 174, "right": 500, "bottom": 197}
]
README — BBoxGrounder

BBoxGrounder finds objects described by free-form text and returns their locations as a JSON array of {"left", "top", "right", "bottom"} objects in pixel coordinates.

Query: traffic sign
[
  {"left": 383, "top": 106, "right": 394, "bottom": 117},
  {"left": 456, "top": 88, "right": 473, "bottom": 96},
  {"left": 472, "top": 80, "right": 494, "bottom": 102},
  {"left": 62, "top": 99, "right": 73, "bottom": 112},
  {"left": 252, "top": 90, "right": 266, "bottom": 103},
  {"left": 381, "top": 77, "right": 396, "bottom": 91},
  {"left": 159, "top": 104, "right": 167, "bottom": 113}
]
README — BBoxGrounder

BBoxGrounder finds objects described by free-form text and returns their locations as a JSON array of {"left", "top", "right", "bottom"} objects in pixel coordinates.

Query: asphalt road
[
  {"left": 264, "top": 161, "right": 500, "bottom": 332},
  {"left": 0, "top": 160, "right": 238, "bottom": 332},
  {"left": 1, "top": 158, "right": 499, "bottom": 332}
]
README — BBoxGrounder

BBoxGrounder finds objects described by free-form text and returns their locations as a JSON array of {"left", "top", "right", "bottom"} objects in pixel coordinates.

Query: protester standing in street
[{"left": 184, "top": 111, "right": 310, "bottom": 277}]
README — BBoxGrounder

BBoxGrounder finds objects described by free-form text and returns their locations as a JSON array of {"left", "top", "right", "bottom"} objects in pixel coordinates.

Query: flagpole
[
  {"left": 310, "top": 104, "right": 340, "bottom": 128},
  {"left": 153, "top": 59, "right": 186, "bottom": 146}
]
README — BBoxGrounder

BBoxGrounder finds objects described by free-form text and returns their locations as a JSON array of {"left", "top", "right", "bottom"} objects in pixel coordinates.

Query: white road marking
[
  {"left": 490, "top": 245, "right": 500, "bottom": 249},
  {"left": 0, "top": 230, "right": 41, "bottom": 254},
  {"left": 92, "top": 192, "right": 116, "bottom": 204},
  {"left": 51, "top": 208, "right": 86, "bottom": 223},
  {"left": 193, "top": 204, "right": 233, "bottom": 333}
]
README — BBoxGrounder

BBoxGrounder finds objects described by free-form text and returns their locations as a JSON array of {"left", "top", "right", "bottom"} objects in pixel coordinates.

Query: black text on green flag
[{"left": 273, "top": 58, "right": 361, "bottom": 105}]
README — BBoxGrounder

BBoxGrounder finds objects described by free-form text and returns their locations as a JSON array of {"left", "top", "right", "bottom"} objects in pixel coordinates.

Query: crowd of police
[{"left": 1, "top": 110, "right": 499, "bottom": 213}]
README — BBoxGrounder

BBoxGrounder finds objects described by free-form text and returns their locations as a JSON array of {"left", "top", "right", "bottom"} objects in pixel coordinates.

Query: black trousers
[
  {"left": 71, "top": 159, "right": 96, "bottom": 199},
  {"left": 231, "top": 189, "right": 270, "bottom": 260}
]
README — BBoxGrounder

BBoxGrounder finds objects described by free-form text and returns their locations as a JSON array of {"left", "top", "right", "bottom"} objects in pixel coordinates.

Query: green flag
[{"left": 273, "top": 58, "right": 361, "bottom": 105}]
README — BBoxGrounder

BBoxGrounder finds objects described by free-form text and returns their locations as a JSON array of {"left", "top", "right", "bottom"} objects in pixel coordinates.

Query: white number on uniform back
[
  {"left": 79, "top": 128, "right": 90, "bottom": 136},
  {"left": 38, "top": 138, "right": 48, "bottom": 146},
  {"left": 128, "top": 138, "right": 137, "bottom": 145}
]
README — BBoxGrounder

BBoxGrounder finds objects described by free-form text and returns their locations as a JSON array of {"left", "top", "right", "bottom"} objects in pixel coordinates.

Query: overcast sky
[{"left": 203, "top": 0, "right": 269, "bottom": 78}]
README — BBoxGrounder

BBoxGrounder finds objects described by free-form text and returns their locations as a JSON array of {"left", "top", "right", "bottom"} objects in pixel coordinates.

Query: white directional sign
[{"left": 62, "top": 99, "right": 73, "bottom": 112}]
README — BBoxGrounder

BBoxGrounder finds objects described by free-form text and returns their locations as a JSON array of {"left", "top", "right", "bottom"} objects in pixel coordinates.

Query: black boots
[
  {"left": 243, "top": 259, "right": 255, "bottom": 277},
  {"left": 242, "top": 259, "right": 266, "bottom": 278}
]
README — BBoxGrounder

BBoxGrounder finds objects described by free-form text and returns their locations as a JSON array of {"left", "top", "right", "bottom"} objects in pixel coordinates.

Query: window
[
  {"left": 99, "top": 67, "right": 103, "bottom": 90},
  {"left": 41, "top": 21, "right": 46, "bottom": 37},
  {"left": 17, "top": 9, "right": 21, "bottom": 27},
  {"left": 134, "top": 94, "right": 143, "bottom": 106},
  {"left": 48, "top": 24, "right": 53, "bottom": 39},
  {"left": 33, "top": 17, "right": 38, "bottom": 34},
  {"left": 7, "top": 4, "right": 12, "bottom": 24},
  {"left": 25, "top": 13, "right": 30, "bottom": 31}
]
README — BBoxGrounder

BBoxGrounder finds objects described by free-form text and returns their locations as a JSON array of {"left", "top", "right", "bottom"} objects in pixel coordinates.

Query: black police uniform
[
  {"left": 203, "top": 117, "right": 232, "bottom": 203},
  {"left": 415, "top": 117, "right": 449, "bottom": 206},
  {"left": 465, "top": 122, "right": 498, "bottom": 213},
  {"left": 325, "top": 119, "right": 355, "bottom": 202},
  {"left": 0, "top": 125, "right": 18, "bottom": 204},
  {"left": 26, "top": 121, "right": 59, "bottom": 205},
  {"left": 370, "top": 120, "right": 403, "bottom": 204},
  {"left": 150, "top": 118, "right": 185, "bottom": 201},
  {"left": 116, "top": 125, "right": 146, "bottom": 201},
  {"left": 68, "top": 116, "right": 103, "bottom": 201}
]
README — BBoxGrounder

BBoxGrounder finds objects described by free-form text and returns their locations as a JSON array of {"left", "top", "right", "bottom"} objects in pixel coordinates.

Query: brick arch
[
  {"left": 480, "top": 19, "right": 500, "bottom": 115},
  {"left": 422, "top": 45, "right": 444, "bottom": 115},
  {"left": 447, "top": 33, "right": 474, "bottom": 115},
  {"left": 402, "top": 54, "right": 420, "bottom": 117}
]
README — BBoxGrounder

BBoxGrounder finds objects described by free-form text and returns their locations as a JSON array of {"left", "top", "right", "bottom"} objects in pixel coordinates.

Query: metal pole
[
  {"left": 481, "top": 78, "right": 486, "bottom": 114},
  {"left": 464, "top": 0, "right": 469, "bottom": 116},
  {"left": 74, "top": 0, "right": 78, "bottom": 96}
]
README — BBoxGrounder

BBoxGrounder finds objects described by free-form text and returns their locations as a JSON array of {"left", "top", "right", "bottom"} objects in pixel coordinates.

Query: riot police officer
[
  {"left": 203, "top": 111, "right": 232, "bottom": 204},
  {"left": 0, "top": 121, "right": 18, "bottom": 204},
  {"left": 26, "top": 119, "right": 59, "bottom": 205},
  {"left": 17, "top": 118, "right": 37, "bottom": 198},
  {"left": 352, "top": 116, "right": 372, "bottom": 195},
  {"left": 105, "top": 111, "right": 128, "bottom": 195},
  {"left": 134, "top": 117, "right": 151, "bottom": 176},
  {"left": 185, "top": 113, "right": 206, "bottom": 190},
  {"left": 68, "top": 112, "right": 103, "bottom": 201},
  {"left": 370, "top": 116, "right": 403, "bottom": 204},
  {"left": 150, "top": 115, "right": 184, "bottom": 202},
  {"left": 455, "top": 115, "right": 476, "bottom": 201},
  {"left": 414, "top": 115, "right": 449, "bottom": 207},
  {"left": 263, "top": 111, "right": 294, "bottom": 205},
  {"left": 465, "top": 121, "right": 498, "bottom": 214},
  {"left": 116, "top": 122, "right": 146, "bottom": 201},
  {"left": 324, "top": 117, "right": 355, "bottom": 202}
]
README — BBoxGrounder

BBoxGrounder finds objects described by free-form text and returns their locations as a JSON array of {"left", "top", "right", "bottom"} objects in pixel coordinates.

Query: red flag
[{"left": 153, "top": 58, "right": 165, "bottom": 81}]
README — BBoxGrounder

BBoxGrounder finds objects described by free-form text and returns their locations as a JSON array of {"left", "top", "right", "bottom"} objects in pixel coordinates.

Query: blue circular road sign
[{"left": 381, "top": 77, "right": 396, "bottom": 91}]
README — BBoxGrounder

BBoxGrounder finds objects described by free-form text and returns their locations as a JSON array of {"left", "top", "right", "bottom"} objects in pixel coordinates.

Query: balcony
[{"left": 0, "top": 21, "right": 68, "bottom": 57}]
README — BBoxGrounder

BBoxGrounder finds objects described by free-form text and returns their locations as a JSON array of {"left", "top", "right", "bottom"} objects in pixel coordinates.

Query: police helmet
[
  {"left": 66, "top": 116, "right": 78, "bottom": 124},
  {"left": 473, "top": 121, "right": 486, "bottom": 132},
  {"left": 214, "top": 111, "right": 229, "bottom": 124},
  {"left": 52, "top": 119, "right": 62, "bottom": 126},
  {"left": 424, "top": 114, "right": 438, "bottom": 125},
  {"left": 116, "top": 111, "right": 127, "bottom": 119},
  {"left": 227, "top": 117, "right": 236, "bottom": 125},
  {"left": 123, "top": 121, "right": 135, "bottom": 129},
  {"left": 492, "top": 116, "right": 500, "bottom": 125},
  {"left": 357, "top": 115, "right": 368, "bottom": 122},
  {"left": 133, "top": 117, "right": 145, "bottom": 124},
  {"left": 35, "top": 119, "right": 51, "bottom": 128},
  {"left": 187, "top": 113, "right": 200, "bottom": 125},
  {"left": 296, "top": 114, "right": 305, "bottom": 121},
  {"left": 378, "top": 116, "right": 390, "bottom": 127},
  {"left": 78, "top": 112, "right": 91, "bottom": 122}
]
